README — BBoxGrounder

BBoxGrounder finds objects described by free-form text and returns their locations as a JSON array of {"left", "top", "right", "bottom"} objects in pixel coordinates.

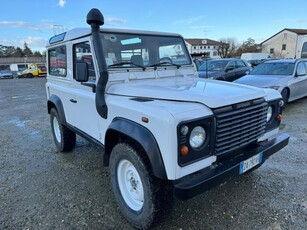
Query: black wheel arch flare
[
  {"left": 47, "top": 95, "right": 67, "bottom": 125},
  {"left": 105, "top": 117, "right": 168, "bottom": 180}
]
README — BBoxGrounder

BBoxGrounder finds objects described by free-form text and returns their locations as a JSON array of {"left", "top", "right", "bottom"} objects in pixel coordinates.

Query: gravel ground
[{"left": 0, "top": 78, "right": 306, "bottom": 230}]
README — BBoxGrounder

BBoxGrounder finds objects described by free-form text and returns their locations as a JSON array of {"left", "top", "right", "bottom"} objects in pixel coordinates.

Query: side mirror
[
  {"left": 225, "top": 66, "right": 234, "bottom": 72},
  {"left": 75, "top": 62, "right": 89, "bottom": 82}
]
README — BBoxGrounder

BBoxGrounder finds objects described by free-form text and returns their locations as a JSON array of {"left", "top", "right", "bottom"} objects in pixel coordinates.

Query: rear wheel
[
  {"left": 109, "top": 143, "right": 172, "bottom": 229},
  {"left": 50, "top": 108, "right": 76, "bottom": 152},
  {"left": 27, "top": 73, "right": 33, "bottom": 78}
]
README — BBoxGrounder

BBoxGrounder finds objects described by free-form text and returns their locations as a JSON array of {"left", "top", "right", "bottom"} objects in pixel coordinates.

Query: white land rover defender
[{"left": 46, "top": 8, "right": 289, "bottom": 229}]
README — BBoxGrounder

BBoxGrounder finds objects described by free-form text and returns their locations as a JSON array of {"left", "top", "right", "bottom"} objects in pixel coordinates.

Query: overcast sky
[{"left": 1, "top": 0, "right": 307, "bottom": 52}]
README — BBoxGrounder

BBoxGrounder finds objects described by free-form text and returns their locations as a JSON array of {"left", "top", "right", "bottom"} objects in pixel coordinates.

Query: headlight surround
[
  {"left": 189, "top": 126, "right": 206, "bottom": 149},
  {"left": 265, "top": 99, "right": 283, "bottom": 132},
  {"left": 177, "top": 117, "right": 214, "bottom": 166}
]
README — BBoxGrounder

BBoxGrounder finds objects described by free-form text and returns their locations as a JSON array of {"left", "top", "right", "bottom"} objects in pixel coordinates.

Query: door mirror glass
[{"left": 75, "top": 62, "right": 89, "bottom": 82}]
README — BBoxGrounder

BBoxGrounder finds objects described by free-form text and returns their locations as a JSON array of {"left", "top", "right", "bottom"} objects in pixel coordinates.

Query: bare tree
[
  {"left": 217, "top": 38, "right": 238, "bottom": 58},
  {"left": 217, "top": 40, "right": 229, "bottom": 58}
]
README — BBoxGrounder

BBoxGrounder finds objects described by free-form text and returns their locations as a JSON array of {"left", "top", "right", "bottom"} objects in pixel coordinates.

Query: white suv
[{"left": 46, "top": 8, "right": 289, "bottom": 229}]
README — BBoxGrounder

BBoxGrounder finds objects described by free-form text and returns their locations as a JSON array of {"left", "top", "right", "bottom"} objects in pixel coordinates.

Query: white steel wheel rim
[
  {"left": 53, "top": 117, "right": 61, "bottom": 143},
  {"left": 117, "top": 159, "right": 144, "bottom": 211}
]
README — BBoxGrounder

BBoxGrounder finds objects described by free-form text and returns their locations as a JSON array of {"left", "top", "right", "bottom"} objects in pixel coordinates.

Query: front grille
[{"left": 213, "top": 98, "right": 268, "bottom": 156}]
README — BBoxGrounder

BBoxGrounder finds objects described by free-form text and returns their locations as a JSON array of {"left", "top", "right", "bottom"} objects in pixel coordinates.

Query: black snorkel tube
[{"left": 86, "top": 8, "right": 109, "bottom": 119}]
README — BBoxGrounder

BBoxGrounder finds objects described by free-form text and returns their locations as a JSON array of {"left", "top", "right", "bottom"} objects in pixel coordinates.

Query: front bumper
[{"left": 173, "top": 133, "right": 289, "bottom": 200}]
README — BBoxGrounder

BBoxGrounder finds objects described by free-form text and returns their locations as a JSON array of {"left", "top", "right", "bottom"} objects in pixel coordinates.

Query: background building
[
  {"left": 185, "top": 38, "right": 222, "bottom": 59},
  {"left": 261, "top": 28, "right": 307, "bottom": 58}
]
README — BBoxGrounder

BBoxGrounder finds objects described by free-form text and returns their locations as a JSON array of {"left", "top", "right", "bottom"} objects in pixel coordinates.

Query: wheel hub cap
[{"left": 117, "top": 159, "right": 144, "bottom": 211}]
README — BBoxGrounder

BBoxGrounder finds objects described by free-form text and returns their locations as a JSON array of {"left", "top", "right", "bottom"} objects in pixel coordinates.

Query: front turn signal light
[{"left": 180, "top": 145, "right": 189, "bottom": 156}]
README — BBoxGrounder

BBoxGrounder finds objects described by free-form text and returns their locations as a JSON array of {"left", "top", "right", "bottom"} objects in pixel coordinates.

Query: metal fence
[{"left": 0, "top": 57, "right": 46, "bottom": 65}]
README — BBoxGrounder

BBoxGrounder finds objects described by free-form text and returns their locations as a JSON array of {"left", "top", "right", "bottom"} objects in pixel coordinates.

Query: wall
[{"left": 262, "top": 30, "right": 298, "bottom": 58}]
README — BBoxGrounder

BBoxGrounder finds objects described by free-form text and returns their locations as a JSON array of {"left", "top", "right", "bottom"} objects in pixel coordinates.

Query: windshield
[
  {"left": 250, "top": 62, "right": 295, "bottom": 76},
  {"left": 198, "top": 60, "right": 228, "bottom": 71},
  {"left": 100, "top": 32, "right": 191, "bottom": 69}
]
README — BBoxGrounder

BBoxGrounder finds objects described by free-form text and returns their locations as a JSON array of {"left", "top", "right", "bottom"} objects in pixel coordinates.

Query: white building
[
  {"left": 185, "top": 38, "right": 222, "bottom": 59},
  {"left": 261, "top": 28, "right": 307, "bottom": 58}
]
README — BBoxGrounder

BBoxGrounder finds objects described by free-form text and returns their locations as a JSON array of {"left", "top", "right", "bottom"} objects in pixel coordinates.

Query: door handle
[{"left": 70, "top": 99, "right": 77, "bottom": 103}]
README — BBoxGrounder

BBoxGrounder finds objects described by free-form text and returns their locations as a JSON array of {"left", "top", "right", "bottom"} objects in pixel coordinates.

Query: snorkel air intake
[{"left": 87, "top": 8, "right": 109, "bottom": 119}]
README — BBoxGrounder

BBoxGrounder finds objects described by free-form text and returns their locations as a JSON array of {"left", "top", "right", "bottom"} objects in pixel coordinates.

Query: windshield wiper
[
  {"left": 108, "top": 61, "right": 146, "bottom": 70},
  {"left": 149, "top": 62, "right": 181, "bottom": 69}
]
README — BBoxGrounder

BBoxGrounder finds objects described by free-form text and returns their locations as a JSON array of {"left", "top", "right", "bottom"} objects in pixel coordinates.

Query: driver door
[{"left": 69, "top": 39, "right": 102, "bottom": 141}]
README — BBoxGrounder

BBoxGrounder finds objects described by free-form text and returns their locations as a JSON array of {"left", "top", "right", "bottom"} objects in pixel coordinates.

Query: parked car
[
  {"left": 0, "top": 69, "right": 13, "bottom": 79},
  {"left": 193, "top": 59, "right": 205, "bottom": 70},
  {"left": 235, "top": 59, "right": 307, "bottom": 104},
  {"left": 21, "top": 63, "right": 47, "bottom": 78},
  {"left": 197, "top": 58, "right": 252, "bottom": 81}
]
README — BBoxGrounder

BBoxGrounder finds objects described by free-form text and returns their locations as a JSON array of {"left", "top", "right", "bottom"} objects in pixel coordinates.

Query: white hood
[{"left": 107, "top": 77, "right": 266, "bottom": 109}]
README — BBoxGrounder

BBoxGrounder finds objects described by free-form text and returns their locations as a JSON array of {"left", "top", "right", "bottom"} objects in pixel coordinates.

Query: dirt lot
[{"left": 0, "top": 78, "right": 306, "bottom": 230}]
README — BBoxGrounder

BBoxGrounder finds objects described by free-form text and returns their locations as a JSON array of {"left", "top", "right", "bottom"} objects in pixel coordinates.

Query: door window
[
  {"left": 227, "top": 61, "right": 236, "bottom": 70},
  {"left": 301, "top": 42, "right": 307, "bottom": 58},
  {"left": 73, "top": 42, "right": 96, "bottom": 81},
  {"left": 296, "top": 62, "right": 306, "bottom": 76},
  {"left": 235, "top": 60, "right": 246, "bottom": 68}
]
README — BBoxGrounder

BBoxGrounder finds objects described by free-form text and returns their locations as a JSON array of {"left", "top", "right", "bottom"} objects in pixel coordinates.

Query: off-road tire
[
  {"left": 109, "top": 143, "right": 172, "bottom": 229},
  {"left": 50, "top": 108, "right": 76, "bottom": 152}
]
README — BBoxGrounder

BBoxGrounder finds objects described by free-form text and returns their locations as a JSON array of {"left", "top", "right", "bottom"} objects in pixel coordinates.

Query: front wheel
[
  {"left": 50, "top": 108, "right": 76, "bottom": 152},
  {"left": 281, "top": 88, "right": 289, "bottom": 105},
  {"left": 109, "top": 143, "right": 172, "bottom": 229}
]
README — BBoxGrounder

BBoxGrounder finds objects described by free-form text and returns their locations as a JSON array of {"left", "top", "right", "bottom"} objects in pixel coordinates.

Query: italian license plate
[{"left": 239, "top": 153, "right": 263, "bottom": 174}]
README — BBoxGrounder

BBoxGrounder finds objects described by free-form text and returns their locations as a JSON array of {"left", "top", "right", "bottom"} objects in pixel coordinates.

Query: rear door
[{"left": 224, "top": 61, "right": 236, "bottom": 81}]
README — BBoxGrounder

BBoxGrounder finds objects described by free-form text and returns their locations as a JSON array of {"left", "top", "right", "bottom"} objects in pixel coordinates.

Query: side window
[
  {"left": 236, "top": 60, "right": 245, "bottom": 68},
  {"left": 296, "top": 62, "right": 306, "bottom": 76},
  {"left": 227, "top": 61, "right": 236, "bottom": 69},
  {"left": 74, "top": 42, "right": 96, "bottom": 81},
  {"left": 301, "top": 42, "right": 307, "bottom": 58},
  {"left": 48, "top": 45, "right": 67, "bottom": 77}
]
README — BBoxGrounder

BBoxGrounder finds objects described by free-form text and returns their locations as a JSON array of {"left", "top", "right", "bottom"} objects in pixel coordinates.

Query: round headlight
[
  {"left": 267, "top": 106, "right": 273, "bottom": 122},
  {"left": 189, "top": 126, "right": 206, "bottom": 149}
]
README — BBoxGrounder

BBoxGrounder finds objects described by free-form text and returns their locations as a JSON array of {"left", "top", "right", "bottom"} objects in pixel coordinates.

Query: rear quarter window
[{"left": 48, "top": 45, "right": 67, "bottom": 77}]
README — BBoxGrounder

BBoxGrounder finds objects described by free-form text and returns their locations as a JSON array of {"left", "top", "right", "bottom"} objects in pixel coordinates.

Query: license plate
[{"left": 239, "top": 153, "right": 263, "bottom": 174}]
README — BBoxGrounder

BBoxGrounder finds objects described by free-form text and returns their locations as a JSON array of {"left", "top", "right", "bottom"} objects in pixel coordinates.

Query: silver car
[
  {"left": 235, "top": 59, "right": 307, "bottom": 104},
  {"left": 0, "top": 69, "right": 13, "bottom": 79}
]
